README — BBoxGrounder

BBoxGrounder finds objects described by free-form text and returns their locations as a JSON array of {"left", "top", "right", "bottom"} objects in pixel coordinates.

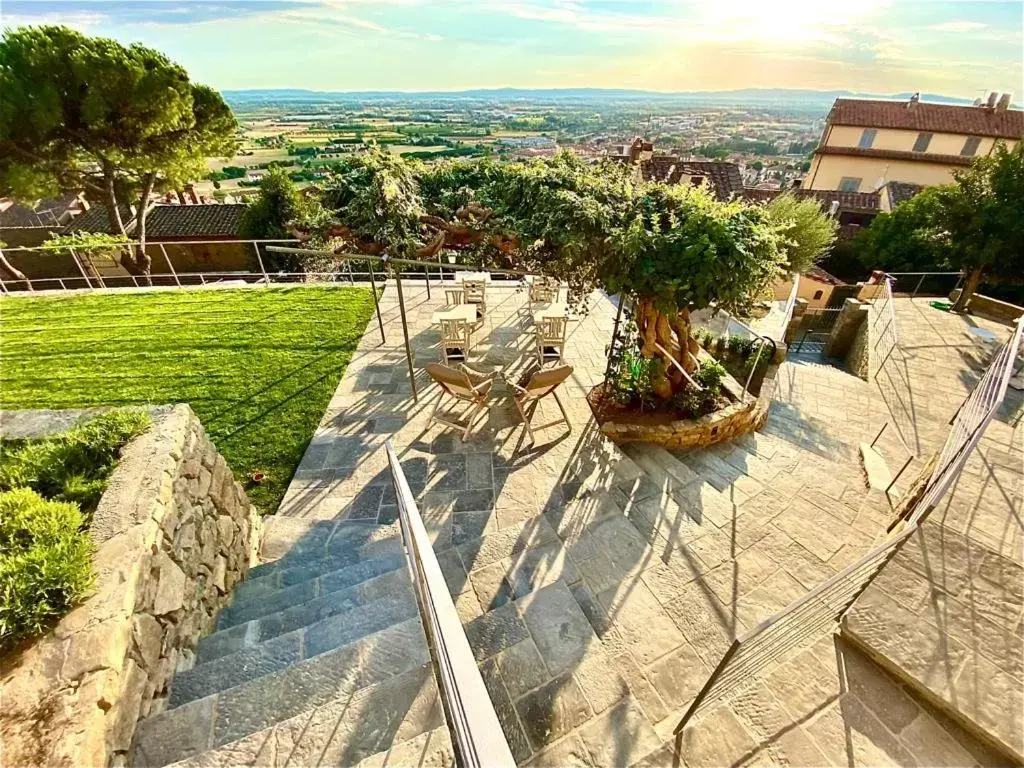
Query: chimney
[
  {"left": 986, "top": 91, "right": 998, "bottom": 108},
  {"left": 907, "top": 92, "right": 920, "bottom": 109},
  {"left": 184, "top": 183, "right": 199, "bottom": 205},
  {"left": 176, "top": 189, "right": 187, "bottom": 205},
  {"left": 996, "top": 93, "right": 1011, "bottom": 111}
]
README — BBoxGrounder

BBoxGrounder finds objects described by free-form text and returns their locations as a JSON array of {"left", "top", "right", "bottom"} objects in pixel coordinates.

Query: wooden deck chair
[
  {"left": 439, "top": 318, "right": 471, "bottom": 365},
  {"left": 529, "top": 277, "right": 558, "bottom": 304},
  {"left": 462, "top": 279, "right": 487, "bottom": 324},
  {"left": 424, "top": 362, "right": 495, "bottom": 440},
  {"left": 535, "top": 316, "right": 567, "bottom": 363},
  {"left": 507, "top": 364, "right": 573, "bottom": 444}
]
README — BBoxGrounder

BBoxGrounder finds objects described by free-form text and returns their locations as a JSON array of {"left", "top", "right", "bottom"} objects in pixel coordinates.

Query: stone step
[
  {"left": 132, "top": 621, "right": 438, "bottom": 767},
  {"left": 251, "top": 518, "right": 404, "bottom": 580},
  {"left": 217, "top": 552, "right": 407, "bottom": 630},
  {"left": 229, "top": 551, "right": 406, "bottom": 607},
  {"left": 620, "top": 443, "right": 700, "bottom": 489},
  {"left": 191, "top": 569, "right": 417, "bottom": 678}
]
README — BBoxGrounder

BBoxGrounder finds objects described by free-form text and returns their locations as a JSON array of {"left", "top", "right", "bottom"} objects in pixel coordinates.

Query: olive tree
[{"left": 0, "top": 26, "right": 238, "bottom": 279}]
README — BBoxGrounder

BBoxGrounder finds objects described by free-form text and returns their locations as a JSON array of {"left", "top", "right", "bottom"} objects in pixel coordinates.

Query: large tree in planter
[
  {"left": 600, "top": 184, "right": 786, "bottom": 399},
  {"left": 0, "top": 26, "right": 238, "bottom": 280}
]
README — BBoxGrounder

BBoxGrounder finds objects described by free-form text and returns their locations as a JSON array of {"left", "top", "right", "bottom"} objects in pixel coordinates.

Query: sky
[{"left": 1, "top": 0, "right": 1021, "bottom": 97}]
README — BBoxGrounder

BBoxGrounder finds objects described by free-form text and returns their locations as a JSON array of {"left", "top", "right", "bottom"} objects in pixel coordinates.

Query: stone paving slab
[{"left": 237, "top": 283, "right": 1006, "bottom": 767}]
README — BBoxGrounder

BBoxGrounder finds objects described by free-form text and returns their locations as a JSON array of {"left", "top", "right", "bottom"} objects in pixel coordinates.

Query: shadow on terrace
[{"left": 244, "top": 281, "right": 999, "bottom": 767}]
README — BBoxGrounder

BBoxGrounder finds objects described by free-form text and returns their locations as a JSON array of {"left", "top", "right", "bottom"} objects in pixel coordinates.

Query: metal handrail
[
  {"left": 708, "top": 308, "right": 778, "bottom": 401},
  {"left": 384, "top": 441, "right": 516, "bottom": 768}
]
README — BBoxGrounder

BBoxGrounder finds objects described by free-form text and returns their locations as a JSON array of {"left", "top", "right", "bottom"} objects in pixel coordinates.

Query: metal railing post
[
  {"left": 911, "top": 274, "right": 926, "bottom": 300},
  {"left": 367, "top": 260, "right": 386, "bottom": 345},
  {"left": 250, "top": 242, "right": 270, "bottom": 286},
  {"left": 393, "top": 266, "right": 419, "bottom": 402},
  {"left": 159, "top": 244, "right": 181, "bottom": 287},
  {"left": 605, "top": 293, "right": 627, "bottom": 379},
  {"left": 68, "top": 248, "right": 95, "bottom": 290},
  {"left": 743, "top": 341, "right": 765, "bottom": 401}
]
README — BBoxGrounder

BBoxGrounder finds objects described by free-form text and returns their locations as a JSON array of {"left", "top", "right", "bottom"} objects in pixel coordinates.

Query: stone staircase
[
  {"left": 130, "top": 522, "right": 452, "bottom": 768},
  {"left": 133, "top": 393, "right": 896, "bottom": 767}
]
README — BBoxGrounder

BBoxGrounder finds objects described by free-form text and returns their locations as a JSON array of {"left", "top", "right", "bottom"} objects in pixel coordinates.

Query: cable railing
[{"left": 384, "top": 441, "right": 516, "bottom": 768}]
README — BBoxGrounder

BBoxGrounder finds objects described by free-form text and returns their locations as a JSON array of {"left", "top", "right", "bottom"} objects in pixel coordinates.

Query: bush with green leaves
[
  {"left": 672, "top": 359, "right": 728, "bottom": 417},
  {"left": 0, "top": 409, "right": 150, "bottom": 520},
  {"left": 0, "top": 488, "right": 94, "bottom": 649}
]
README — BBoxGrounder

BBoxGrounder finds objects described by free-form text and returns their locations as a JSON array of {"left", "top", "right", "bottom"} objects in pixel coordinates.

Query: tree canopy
[
  {"left": 0, "top": 25, "right": 238, "bottom": 276},
  {"left": 856, "top": 142, "right": 1024, "bottom": 310},
  {"left": 763, "top": 193, "right": 838, "bottom": 275},
  {"left": 285, "top": 149, "right": 804, "bottom": 397}
]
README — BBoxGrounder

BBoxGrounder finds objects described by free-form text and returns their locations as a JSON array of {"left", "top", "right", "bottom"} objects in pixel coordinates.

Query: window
[
  {"left": 858, "top": 129, "right": 877, "bottom": 148},
  {"left": 961, "top": 136, "right": 982, "bottom": 156},
  {"left": 838, "top": 177, "right": 862, "bottom": 192},
  {"left": 813, "top": 290, "right": 824, "bottom": 300},
  {"left": 912, "top": 132, "right": 933, "bottom": 152}
]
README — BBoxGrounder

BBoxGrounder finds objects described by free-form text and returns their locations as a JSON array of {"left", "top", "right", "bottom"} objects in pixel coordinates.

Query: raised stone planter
[
  {"left": 593, "top": 363, "right": 779, "bottom": 451},
  {"left": 0, "top": 405, "right": 262, "bottom": 768}
]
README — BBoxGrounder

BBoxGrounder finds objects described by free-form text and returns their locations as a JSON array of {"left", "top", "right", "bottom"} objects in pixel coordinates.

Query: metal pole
[
  {"left": 911, "top": 274, "right": 925, "bottom": 300},
  {"left": 0, "top": 274, "right": 6, "bottom": 294},
  {"left": 743, "top": 342, "right": 765, "bottom": 400},
  {"left": 393, "top": 266, "right": 419, "bottom": 402},
  {"left": 367, "top": 261, "right": 386, "bottom": 345},
  {"left": 885, "top": 456, "right": 914, "bottom": 496},
  {"left": 68, "top": 248, "right": 95, "bottom": 290},
  {"left": 159, "top": 244, "right": 181, "bottom": 287},
  {"left": 424, "top": 257, "right": 431, "bottom": 300},
  {"left": 870, "top": 422, "right": 888, "bottom": 448},
  {"left": 251, "top": 242, "right": 270, "bottom": 286},
  {"left": 605, "top": 293, "right": 627, "bottom": 379}
]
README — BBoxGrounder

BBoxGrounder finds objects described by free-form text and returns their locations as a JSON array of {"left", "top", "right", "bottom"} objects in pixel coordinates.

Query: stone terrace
[
  {"left": 844, "top": 299, "right": 1023, "bottom": 761},
  {"left": 135, "top": 283, "right": 1011, "bottom": 767}
]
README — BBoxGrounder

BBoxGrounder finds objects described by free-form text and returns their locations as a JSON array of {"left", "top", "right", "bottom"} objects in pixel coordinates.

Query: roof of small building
[
  {"left": 641, "top": 157, "right": 744, "bottom": 201},
  {"left": 741, "top": 187, "right": 880, "bottom": 212},
  {"left": 69, "top": 203, "right": 245, "bottom": 238},
  {"left": 804, "top": 266, "right": 847, "bottom": 287},
  {"left": 145, "top": 204, "right": 246, "bottom": 238},
  {"left": 826, "top": 98, "right": 1023, "bottom": 139},
  {"left": 0, "top": 193, "right": 82, "bottom": 229}
]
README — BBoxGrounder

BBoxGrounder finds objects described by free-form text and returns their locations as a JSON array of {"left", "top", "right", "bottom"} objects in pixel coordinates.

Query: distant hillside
[{"left": 223, "top": 87, "right": 979, "bottom": 111}]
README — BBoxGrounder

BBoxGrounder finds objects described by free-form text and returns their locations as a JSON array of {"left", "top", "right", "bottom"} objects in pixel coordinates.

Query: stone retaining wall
[
  {"left": 948, "top": 289, "right": 1024, "bottom": 325},
  {"left": 0, "top": 405, "right": 262, "bottom": 768},
  {"left": 598, "top": 364, "right": 778, "bottom": 451},
  {"left": 846, "top": 309, "right": 871, "bottom": 380}
]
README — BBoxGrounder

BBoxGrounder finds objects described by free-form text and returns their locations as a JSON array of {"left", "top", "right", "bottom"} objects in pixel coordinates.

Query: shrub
[
  {"left": 0, "top": 409, "right": 150, "bottom": 519},
  {"left": 0, "top": 488, "right": 94, "bottom": 648}
]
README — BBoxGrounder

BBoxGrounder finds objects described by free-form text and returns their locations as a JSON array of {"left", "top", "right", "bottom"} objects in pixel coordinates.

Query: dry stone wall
[
  {"left": 0, "top": 405, "right": 262, "bottom": 768},
  {"left": 599, "top": 364, "right": 778, "bottom": 451}
]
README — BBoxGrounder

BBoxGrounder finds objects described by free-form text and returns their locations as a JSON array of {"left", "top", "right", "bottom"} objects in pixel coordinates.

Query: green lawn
[{"left": 0, "top": 286, "right": 375, "bottom": 513}]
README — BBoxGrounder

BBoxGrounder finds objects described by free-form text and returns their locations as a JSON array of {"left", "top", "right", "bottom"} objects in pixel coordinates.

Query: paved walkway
[
  {"left": 138, "top": 284, "right": 1012, "bottom": 767},
  {"left": 844, "top": 298, "right": 1023, "bottom": 761}
]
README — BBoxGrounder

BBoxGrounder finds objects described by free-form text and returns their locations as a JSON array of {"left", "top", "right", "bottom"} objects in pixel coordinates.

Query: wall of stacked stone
[
  {"left": 0, "top": 404, "right": 262, "bottom": 768},
  {"left": 846, "top": 309, "right": 871, "bottom": 380},
  {"left": 599, "top": 363, "right": 779, "bottom": 451}
]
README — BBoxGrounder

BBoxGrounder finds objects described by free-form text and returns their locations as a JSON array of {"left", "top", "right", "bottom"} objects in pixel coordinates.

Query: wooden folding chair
[
  {"left": 529, "top": 277, "right": 559, "bottom": 304},
  {"left": 424, "top": 362, "right": 495, "bottom": 440},
  {"left": 462, "top": 279, "right": 487, "bottom": 324},
  {"left": 535, "top": 316, "right": 567, "bottom": 363},
  {"left": 507, "top": 364, "right": 573, "bottom": 444},
  {"left": 439, "top": 318, "right": 471, "bottom": 365}
]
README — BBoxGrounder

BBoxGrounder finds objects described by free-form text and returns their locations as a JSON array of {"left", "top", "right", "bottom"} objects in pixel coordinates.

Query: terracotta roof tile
[
  {"left": 145, "top": 204, "right": 245, "bottom": 238},
  {"left": 741, "top": 187, "right": 880, "bottom": 212},
  {"left": 827, "top": 98, "right": 1023, "bottom": 139},
  {"left": 641, "top": 157, "right": 744, "bottom": 201}
]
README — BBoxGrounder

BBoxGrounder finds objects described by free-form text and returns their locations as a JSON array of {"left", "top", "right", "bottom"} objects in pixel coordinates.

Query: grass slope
[{"left": 0, "top": 286, "right": 375, "bottom": 513}]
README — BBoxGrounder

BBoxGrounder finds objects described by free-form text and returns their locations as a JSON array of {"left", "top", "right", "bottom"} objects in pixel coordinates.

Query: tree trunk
[
  {"left": 634, "top": 300, "right": 698, "bottom": 399},
  {"left": 131, "top": 173, "right": 156, "bottom": 285},
  {"left": 102, "top": 164, "right": 128, "bottom": 237},
  {"left": 0, "top": 247, "right": 30, "bottom": 290},
  {"left": 951, "top": 267, "right": 983, "bottom": 313}
]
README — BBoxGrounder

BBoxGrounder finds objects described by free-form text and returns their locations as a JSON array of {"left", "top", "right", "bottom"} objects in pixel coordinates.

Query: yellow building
[{"left": 805, "top": 94, "right": 1022, "bottom": 194}]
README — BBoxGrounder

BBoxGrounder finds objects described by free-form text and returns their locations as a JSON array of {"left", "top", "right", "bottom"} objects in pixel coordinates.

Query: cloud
[{"left": 927, "top": 21, "right": 987, "bottom": 33}]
